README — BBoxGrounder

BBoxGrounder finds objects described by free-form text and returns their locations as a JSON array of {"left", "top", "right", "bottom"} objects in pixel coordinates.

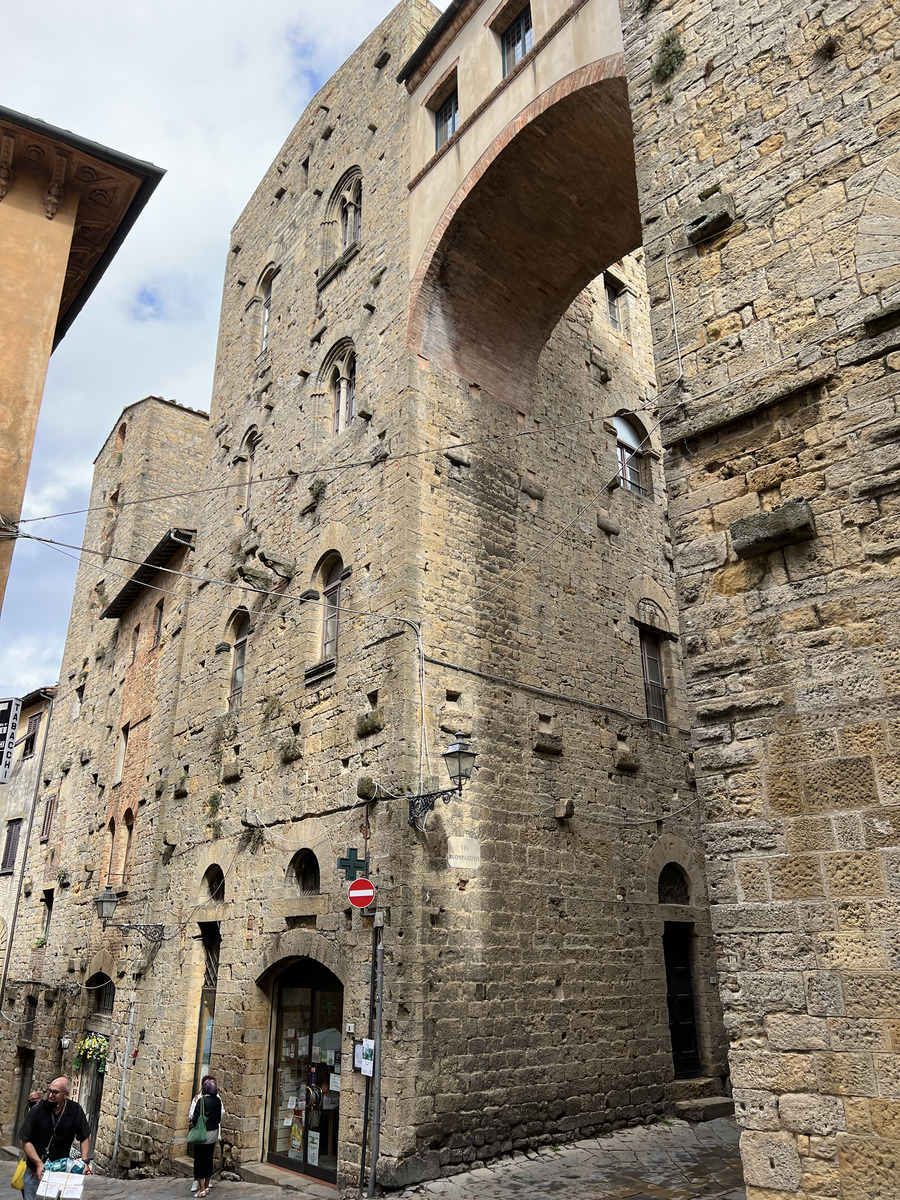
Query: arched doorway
[{"left": 267, "top": 959, "right": 343, "bottom": 1183}]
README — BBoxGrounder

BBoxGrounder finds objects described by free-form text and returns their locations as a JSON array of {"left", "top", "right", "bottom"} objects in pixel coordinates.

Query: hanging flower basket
[{"left": 72, "top": 1033, "right": 108, "bottom": 1075}]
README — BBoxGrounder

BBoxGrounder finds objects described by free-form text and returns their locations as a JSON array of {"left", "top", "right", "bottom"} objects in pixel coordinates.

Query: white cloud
[{"left": 0, "top": 0, "right": 449, "bottom": 696}]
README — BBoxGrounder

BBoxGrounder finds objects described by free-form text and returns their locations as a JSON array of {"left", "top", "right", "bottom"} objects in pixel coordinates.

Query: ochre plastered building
[
  {"left": 3, "top": 0, "right": 900, "bottom": 1197},
  {"left": 0, "top": 105, "right": 163, "bottom": 612}
]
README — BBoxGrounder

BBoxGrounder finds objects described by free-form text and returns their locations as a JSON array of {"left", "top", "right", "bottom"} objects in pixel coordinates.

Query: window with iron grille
[
  {"left": 640, "top": 630, "right": 668, "bottom": 734},
  {"left": 39, "top": 794, "right": 56, "bottom": 843},
  {"left": 502, "top": 5, "right": 533, "bottom": 75},
  {"left": 91, "top": 974, "right": 115, "bottom": 1016},
  {"left": 435, "top": 89, "right": 459, "bottom": 151},
  {"left": 22, "top": 713, "right": 41, "bottom": 759},
  {"left": 1, "top": 820, "right": 22, "bottom": 873},
  {"left": 658, "top": 863, "right": 690, "bottom": 905}
]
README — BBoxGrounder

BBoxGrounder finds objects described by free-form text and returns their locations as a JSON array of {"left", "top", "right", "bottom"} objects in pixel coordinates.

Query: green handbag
[{"left": 187, "top": 1102, "right": 208, "bottom": 1146}]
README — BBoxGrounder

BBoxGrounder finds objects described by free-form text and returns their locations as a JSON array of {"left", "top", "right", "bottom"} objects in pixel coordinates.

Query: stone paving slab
[{"left": 0, "top": 1118, "right": 744, "bottom": 1200}]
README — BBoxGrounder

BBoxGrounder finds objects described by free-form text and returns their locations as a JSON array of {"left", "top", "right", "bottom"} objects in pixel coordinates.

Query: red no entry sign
[{"left": 347, "top": 878, "right": 376, "bottom": 908}]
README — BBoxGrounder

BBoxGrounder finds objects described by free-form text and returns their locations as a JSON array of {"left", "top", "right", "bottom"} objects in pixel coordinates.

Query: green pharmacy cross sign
[{"left": 338, "top": 847, "right": 368, "bottom": 881}]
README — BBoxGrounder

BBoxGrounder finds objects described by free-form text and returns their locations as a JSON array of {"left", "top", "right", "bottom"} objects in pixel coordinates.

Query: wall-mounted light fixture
[
  {"left": 407, "top": 733, "right": 477, "bottom": 829},
  {"left": 94, "top": 886, "right": 164, "bottom": 946}
]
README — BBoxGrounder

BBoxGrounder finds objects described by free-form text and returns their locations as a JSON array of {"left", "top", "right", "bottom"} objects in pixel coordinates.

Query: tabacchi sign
[{"left": 0, "top": 699, "right": 22, "bottom": 784}]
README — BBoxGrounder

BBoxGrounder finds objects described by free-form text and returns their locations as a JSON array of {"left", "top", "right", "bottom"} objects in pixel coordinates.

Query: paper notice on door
[
  {"left": 307, "top": 1131, "right": 320, "bottom": 1167},
  {"left": 283, "top": 1117, "right": 292, "bottom": 1126},
  {"left": 331, "top": 1072, "right": 341, "bottom": 1092},
  {"left": 287, "top": 1095, "right": 297, "bottom": 1108}
]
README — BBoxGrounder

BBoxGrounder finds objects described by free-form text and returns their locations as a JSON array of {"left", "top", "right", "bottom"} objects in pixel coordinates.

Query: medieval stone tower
[{"left": 3, "top": 0, "right": 898, "bottom": 1197}]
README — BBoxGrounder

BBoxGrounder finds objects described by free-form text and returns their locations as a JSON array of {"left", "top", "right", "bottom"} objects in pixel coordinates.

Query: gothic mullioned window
[
  {"left": 331, "top": 353, "right": 356, "bottom": 436},
  {"left": 340, "top": 176, "right": 362, "bottom": 249}
]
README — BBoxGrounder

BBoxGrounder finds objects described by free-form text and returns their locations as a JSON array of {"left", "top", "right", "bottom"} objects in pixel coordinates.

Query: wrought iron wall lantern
[
  {"left": 408, "top": 733, "right": 477, "bottom": 829},
  {"left": 94, "top": 886, "right": 164, "bottom": 946}
]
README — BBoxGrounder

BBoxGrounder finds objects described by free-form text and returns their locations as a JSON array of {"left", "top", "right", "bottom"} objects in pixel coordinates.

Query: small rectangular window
[
  {"left": 152, "top": 599, "right": 164, "bottom": 648},
  {"left": 130, "top": 625, "right": 140, "bottom": 665},
  {"left": 435, "top": 89, "right": 459, "bottom": 151},
  {"left": 39, "top": 794, "right": 56, "bottom": 843},
  {"left": 21, "top": 713, "right": 41, "bottom": 759},
  {"left": 605, "top": 276, "right": 622, "bottom": 332},
  {"left": 502, "top": 5, "right": 533, "bottom": 76},
  {"left": 1, "top": 819, "right": 22, "bottom": 873}
]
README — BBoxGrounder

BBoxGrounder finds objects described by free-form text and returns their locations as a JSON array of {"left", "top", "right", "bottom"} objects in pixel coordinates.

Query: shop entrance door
[
  {"left": 663, "top": 921, "right": 701, "bottom": 1078},
  {"left": 267, "top": 960, "right": 343, "bottom": 1182}
]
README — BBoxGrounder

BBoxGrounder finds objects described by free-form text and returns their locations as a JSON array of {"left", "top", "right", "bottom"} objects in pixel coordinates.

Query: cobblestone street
[
  {"left": 397, "top": 1119, "right": 745, "bottom": 1200},
  {"left": 2, "top": 1118, "right": 745, "bottom": 1200}
]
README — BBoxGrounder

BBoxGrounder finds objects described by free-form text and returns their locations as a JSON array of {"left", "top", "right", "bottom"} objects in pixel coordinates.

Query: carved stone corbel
[{"left": 43, "top": 152, "right": 69, "bottom": 219}]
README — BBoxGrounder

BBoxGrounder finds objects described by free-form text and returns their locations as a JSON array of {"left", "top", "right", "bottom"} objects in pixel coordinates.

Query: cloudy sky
[{"left": 1, "top": 0, "right": 448, "bottom": 698}]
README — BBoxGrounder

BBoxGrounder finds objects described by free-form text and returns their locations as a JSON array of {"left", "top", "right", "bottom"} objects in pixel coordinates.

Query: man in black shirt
[{"left": 19, "top": 1078, "right": 91, "bottom": 1200}]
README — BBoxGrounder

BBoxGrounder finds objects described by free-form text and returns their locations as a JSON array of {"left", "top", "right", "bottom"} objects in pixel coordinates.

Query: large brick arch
[{"left": 408, "top": 57, "right": 641, "bottom": 406}]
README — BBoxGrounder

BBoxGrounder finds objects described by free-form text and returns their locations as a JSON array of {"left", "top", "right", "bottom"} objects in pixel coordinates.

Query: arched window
[
  {"left": 228, "top": 610, "right": 251, "bottom": 711},
  {"left": 321, "top": 559, "right": 343, "bottom": 661},
  {"left": 289, "top": 849, "right": 320, "bottom": 894},
  {"left": 658, "top": 862, "right": 690, "bottom": 905},
  {"left": 87, "top": 972, "right": 115, "bottom": 1017},
  {"left": 613, "top": 415, "right": 647, "bottom": 497},
  {"left": 202, "top": 864, "right": 226, "bottom": 903},
  {"left": 340, "top": 176, "right": 362, "bottom": 249},
  {"left": 331, "top": 352, "right": 356, "bottom": 436}
]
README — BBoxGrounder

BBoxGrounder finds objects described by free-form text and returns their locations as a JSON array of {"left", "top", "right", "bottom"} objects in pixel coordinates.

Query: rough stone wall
[
  {"left": 0, "top": 395, "right": 208, "bottom": 1149},
  {"left": 623, "top": 0, "right": 900, "bottom": 1195},
  {"left": 0, "top": 691, "right": 53, "bottom": 948},
  {"left": 0, "top": 1, "right": 731, "bottom": 1190}
]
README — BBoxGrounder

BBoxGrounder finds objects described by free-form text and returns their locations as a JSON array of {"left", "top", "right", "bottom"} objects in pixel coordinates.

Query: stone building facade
[
  {"left": 0, "top": 0, "right": 733, "bottom": 1192},
  {"left": 621, "top": 0, "right": 900, "bottom": 1196}
]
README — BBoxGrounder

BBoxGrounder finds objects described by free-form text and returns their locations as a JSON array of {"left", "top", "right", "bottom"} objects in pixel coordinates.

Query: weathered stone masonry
[{"left": 623, "top": 0, "right": 900, "bottom": 1194}]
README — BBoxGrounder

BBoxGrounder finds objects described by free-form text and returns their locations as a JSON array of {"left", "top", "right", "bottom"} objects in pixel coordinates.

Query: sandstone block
[{"left": 740, "top": 1130, "right": 802, "bottom": 1191}]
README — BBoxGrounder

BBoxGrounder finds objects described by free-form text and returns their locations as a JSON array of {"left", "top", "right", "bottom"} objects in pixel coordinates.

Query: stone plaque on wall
[{"left": 447, "top": 837, "right": 480, "bottom": 871}]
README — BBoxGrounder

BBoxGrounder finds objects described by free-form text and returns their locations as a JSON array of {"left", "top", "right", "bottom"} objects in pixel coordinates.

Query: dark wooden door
[{"left": 663, "top": 922, "right": 701, "bottom": 1078}]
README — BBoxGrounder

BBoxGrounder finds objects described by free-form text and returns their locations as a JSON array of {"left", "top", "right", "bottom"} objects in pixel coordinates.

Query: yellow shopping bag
[{"left": 11, "top": 1160, "right": 26, "bottom": 1191}]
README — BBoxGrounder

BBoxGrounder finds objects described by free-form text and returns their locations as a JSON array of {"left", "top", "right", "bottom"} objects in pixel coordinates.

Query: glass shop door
[{"left": 267, "top": 961, "right": 343, "bottom": 1183}]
